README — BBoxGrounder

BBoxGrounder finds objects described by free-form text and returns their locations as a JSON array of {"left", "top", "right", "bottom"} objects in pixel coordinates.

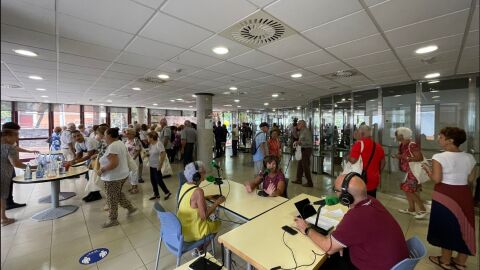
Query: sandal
[
  {"left": 450, "top": 258, "right": 466, "bottom": 270},
  {"left": 429, "top": 256, "right": 452, "bottom": 270}
]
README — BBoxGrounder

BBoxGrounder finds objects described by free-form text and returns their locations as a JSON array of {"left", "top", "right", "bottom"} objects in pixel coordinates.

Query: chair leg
[
  {"left": 154, "top": 237, "right": 162, "bottom": 270},
  {"left": 176, "top": 255, "right": 181, "bottom": 267},
  {"left": 210, "top": 237, "right": 215, "bottom": 256}
]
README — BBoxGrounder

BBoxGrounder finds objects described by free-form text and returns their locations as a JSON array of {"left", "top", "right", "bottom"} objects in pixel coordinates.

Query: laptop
[
  {"left": 294, "top": 198, "right": 335, "bottom": 235},
  {"left": 294, "top": 198, "right": 317, "bottom": 219}
]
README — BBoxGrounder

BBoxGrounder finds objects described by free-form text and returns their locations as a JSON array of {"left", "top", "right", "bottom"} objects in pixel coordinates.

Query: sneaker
[
  {"left": 127, "top": 208, "right": 138, "bottom": 216},
  {"left": 414, "top": 211, "right": 428, "bottom": 219},
  {"left": 102, "top": 220, "right": 119, "bottom": 228},
  {"left": 302, "top": 183, "right": 313, "bottom": 188},
  {"left": 149, "top": 195, "right": 160, "bottom": 200},
  {"left": 139, "top": 179, "right": 145, "bottom": 183},
  {"left": 6, "top": 202, "right": 27, "bottom": 210},
  {"left": 164, "top": 193, "right": 172, "bottom": 200},
  {"left": 398, "top": 209, "right": 416, "bottom": 215}
]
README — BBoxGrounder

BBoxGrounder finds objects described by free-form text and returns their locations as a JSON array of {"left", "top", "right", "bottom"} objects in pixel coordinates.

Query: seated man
[
  {"left": 177, "top": 161, "right": 225, "bottom": 249},
  {"left": 294, "top": 173, "right": 408, "bottom": 270},
  {"left": 244, "top": 155, "right": 286, "bottom": 197}
]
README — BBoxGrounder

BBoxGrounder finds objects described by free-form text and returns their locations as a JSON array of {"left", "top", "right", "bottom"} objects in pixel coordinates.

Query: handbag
[
  {"left": 407, "top": 142, "right": 430, "bottom": 184},
  {"left": 161, "top": 157, "right": 173, "bottom": 176},
  {"left": 342, "top": 141, "right": 364, "bottom": 175},
  {"left": 295, "top": 145, "right": 302, "bottom": 161},
  {"left": 127, "top": 153, "right": 138, "bottom": 173}
]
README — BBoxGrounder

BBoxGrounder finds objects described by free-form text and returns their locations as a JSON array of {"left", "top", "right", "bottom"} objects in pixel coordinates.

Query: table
[
  {"left": 13, "top": 166, "right": 89, "bottom": 221},
  {"left": 218, "top": 194, "right": 348, "bottom": 270},
  {"left": 174, "top": 253, "right": 226, "bottom": 270},
  {"left": 200, "top": 180, "right": 288, "bottom": 221}
]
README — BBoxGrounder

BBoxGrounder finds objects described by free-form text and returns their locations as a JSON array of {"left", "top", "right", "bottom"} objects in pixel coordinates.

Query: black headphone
[
  {"left": 192, "top": 161, "right": 201, "bottom": 184},
  {"left": 339, "top": 172, "right": 361, "bottom": 206}
]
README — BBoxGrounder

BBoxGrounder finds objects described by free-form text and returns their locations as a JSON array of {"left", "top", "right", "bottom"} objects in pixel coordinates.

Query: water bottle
[
  {"left": 24, "top": 165, "right": 32, "bottom": 180},
  {"left": 36, "top": 163, "right": 44, "bottom": 178}
]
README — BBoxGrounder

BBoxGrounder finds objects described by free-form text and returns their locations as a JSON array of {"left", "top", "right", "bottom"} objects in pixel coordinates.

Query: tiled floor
[{"left": 1, "top": 152, "right": 478, "bottom": 270}]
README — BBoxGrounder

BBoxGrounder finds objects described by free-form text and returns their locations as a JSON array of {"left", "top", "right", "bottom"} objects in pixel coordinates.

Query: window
[
  {"left": 1, "top": 100, "right": 12, "bottom": 126},
  {"left": 53, "top": 104, "right": 80, "bottom": 128},
  {"left": 16, "top": 102, "right": 50, "bottom": 159},
  {"left": 110, "top": 107, "right": 128, "bottom": 129},
  {"left": 84, "top": 105, "right": 106, "bottom": 127}
]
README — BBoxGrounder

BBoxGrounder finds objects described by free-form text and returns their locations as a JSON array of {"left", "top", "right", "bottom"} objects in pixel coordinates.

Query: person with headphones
[
  {"left": 294, "top": 173, "right": 408, "bottom": 270},
  {"left": 244, "top": 155, "right": 286, "bottom": 197},
  {"left": 176, "top": 161, "right": 225, "bottom": 251}
]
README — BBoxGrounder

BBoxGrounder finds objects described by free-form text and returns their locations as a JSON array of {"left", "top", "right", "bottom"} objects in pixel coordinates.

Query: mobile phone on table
[{"left": 281, "top": 225, "right": 298, "bottom": 235}]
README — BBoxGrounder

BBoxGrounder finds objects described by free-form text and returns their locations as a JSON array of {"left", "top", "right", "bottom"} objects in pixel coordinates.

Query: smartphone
[
  {"left": 257, "top": 190, "right": 269, "bottom": 197},
  {"left": 281, "top": 225, "right": 298, "bottom": 235}
]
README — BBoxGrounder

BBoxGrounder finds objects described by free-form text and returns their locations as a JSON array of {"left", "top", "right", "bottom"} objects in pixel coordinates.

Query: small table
[
  {"left": 200, "top": 180, "right": 288, "bottom": 221},
  {"left": 13, "top": 166, "right": 89, "bottom": 221},
  {"left": 174, "top": 253, "right": 226, "bottom": 270},
  {"left": 37, "top": 162, "right": 87, "bottom": 203},
  {"left": 218, "top": 194, "right": 348, "bottom": 270}
]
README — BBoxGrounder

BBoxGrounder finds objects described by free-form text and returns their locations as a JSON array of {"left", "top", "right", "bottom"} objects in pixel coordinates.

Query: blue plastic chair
[
  {"left": 153, "top": 202, "right": 215, "bottom": 269},
  {"left": 390, "top": 236, "right": 426, "bottom": 270},
  {"left": 176, "top": 172, "right": 188, "bottom": 210}
]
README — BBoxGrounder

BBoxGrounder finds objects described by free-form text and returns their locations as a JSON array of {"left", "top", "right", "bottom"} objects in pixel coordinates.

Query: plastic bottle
[
  {"left": 36, "top": 163, "right": 44, "bottom": 178},
  {"left": 24, "top": 165, "right": 32, "bottom": 180}
]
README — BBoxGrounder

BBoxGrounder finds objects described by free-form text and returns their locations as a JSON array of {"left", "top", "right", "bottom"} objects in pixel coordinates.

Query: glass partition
[
  {"left": 1, "top": 100, "right": 12, "bottom": 125},
  {"left": 110, "top": 107, "right": 129, "bottom": 130},
  {"left": 84, "top": 105, "right": 106, "bottom": 127},
  {"left": 16, "top": 102, "right": 50, "bottom": 159},
  {"left": 53, "top": 104, "right": 80, "bottom": 128}
]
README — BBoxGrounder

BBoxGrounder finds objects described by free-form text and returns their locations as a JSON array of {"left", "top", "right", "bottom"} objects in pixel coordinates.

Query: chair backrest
[
  {"left": 390, "top": 236, "right": 426, "bottom": 270},
  {"left": 153, "top": 202, "right": 184, "bottom": 257},
  {"left": 176, "top": 172, "right": 188, "bottom": 205}
]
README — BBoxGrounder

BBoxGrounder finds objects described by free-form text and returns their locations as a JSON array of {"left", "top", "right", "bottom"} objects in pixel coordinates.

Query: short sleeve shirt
[
  {"left": 149, "top": 142, "right": 165, "bottom": 169},
  {"left": 125, "top": 138, "right": 141, "bottom": 157},
  {"left": 253, "top": 131, "right": 267, "bottom": 162},
  {"left": 159, "top": 127, "right": 172, "bottom": 149},
  {"left": 139, "top": 130, "right": 148, "bottom": 141},
  {"left": 332, "top": 197, "right": 409, "bottom": 270},
  {"left": 60, "top": 130, "right": 73, "bottom": 149},
  {"left": 75, "top": 137, "right": 98, "bottom": 154},
  {"left": 181, "top": 127, "right": 197, "bottom": 143},
  {"left": 433, "top": 151, "right": 476, "bottom": 185},
  {"left": 1, "top": 143, "right": 18, "bottom": 181},
  {"left": 99, "top": 140, "right": 129, "bottom": 181},
  {"left": 349, "top": 138, "right": 385, "bottom": 191}
]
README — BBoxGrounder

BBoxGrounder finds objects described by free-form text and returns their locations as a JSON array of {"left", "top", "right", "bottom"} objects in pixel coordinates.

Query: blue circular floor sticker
[{"left": 79, "top": 248, "right": 109, "bottom": 265}]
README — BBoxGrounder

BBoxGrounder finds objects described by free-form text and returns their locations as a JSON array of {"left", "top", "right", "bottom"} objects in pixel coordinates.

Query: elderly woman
[
  {"left": 394, "top": 127, "right": 427, "bottom": 219},
  {"left": 97, "top": 128, "right": 137, "bottom": 228},
  {"left": 147, "top": 132, "right": 171, "bottom": 200},
  {"left": 245, "top": 155, "right": 286, "bottom": 197},
  {"left": 177, "top": 161, "right": 225, "bottom": 247},
  {"left": 423, "top": 127, "right": 477, "bottom": 270},
  {"left": 124, "top": 128, "right": 141, "bottom": 194},
  {"left": 268, "top": 129, "right": 282, "bottom": 161},
  {"left": 50, "top": 126, "right": 62, "bottom": 151}
]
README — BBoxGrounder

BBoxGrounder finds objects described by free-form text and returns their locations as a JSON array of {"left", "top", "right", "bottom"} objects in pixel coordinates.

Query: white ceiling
[{"left": 1, "top": 0, "right": 478, "bottom": 111}]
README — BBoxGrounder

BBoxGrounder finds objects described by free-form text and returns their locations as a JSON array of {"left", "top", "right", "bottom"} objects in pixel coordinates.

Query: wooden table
[
  {"left": 218, "top": 194, "right": 348, "bottom": 270},
  {"left": 174, "top": 253, "right": 226, "bottom": 270},
  {"left": 200, "top": 180, "right": 288, "bottom": 221},
  {"left": 13, "top": 166, "right": 89, "bottom": 221}
]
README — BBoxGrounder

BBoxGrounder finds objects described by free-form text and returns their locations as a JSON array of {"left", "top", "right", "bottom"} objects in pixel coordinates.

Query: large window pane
[
  {"left": 17, "top": 102, "right": 49, "bottom": 138},
  {"left": 84, "top": 105, "right": 106, "bottom": 127},
  {"left": 110, "top": 107, "right": 128, "bottom": 129},
  {"left": 1, "top": 100, "right": 12, "bottom": 125},
  {"left": 19, "top": 139, "right": 50, "bottom": 160},
  {"left": 53, "top": 104, "right": 80, "bottom": 128}
]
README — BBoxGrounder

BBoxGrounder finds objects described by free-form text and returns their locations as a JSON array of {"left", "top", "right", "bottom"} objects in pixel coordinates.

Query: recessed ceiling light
[
  {"left": 153, "top": 103, "right": 158, "bottom": 106},
  {"left": 28, "top": 75, "right": 43, "bottom": 80},
  {"left": 106, "top": 99, "right": 112, "bottom": 103},
  {"left": 272, "top": 109, "right": 276, "bottom": 112},
  {"left": 229, "top": 86, "right": 237, "bottom": 90},
  {"left": 432, "top": 96, "right": 440, "bottom": 99},
  {"left": 212, "top": 46, "right": 229, "bottom": 55},
  {"left": 246, "top": 110, "right": 250, "bottom": 113},
  {"left": 100, "top": 103, "right": 104, "bottom": 106},
  {"left": 189, "top": 105, "right": 193, "bottom": 108},
  {"left": 424, "top": 73, "right": 440, "bottom": 79},
  {"left": 296, "top": 106, "right": 301, "bottom": 109},
  {"left": 170, "top": 100, "right": 175, "bottom": 102},
  {"left": 224, "top": 104, "right": 232, "bottom": 107},
  {"left": 415, "top": 45, "right": 438, "bottom": 54},
  {"left": 41, "top": 95, "right": 48, "bottom": 98},
  {"left": 334, "top": 104, "right": 338, "bottom": 108},
  {"left": 237, "top": 105, "right": 241, "bottom": 108},
  {"left": 176, "top": 98, "right": 183, "bottom": 101},
  {"left": 35, "top": 88, "right": 46, "bottom": 91},
  {"left": 394, "top": 94, "right": 401, "bottom": 97},
  {"left": 192, "top": 94, "right": 196, "bottom": 97},
  {"left": 428, "top": 80, "right": 440, "bottom": 84},
  {"left": 158, "top": 74, "right": 170, "bottom": 80},
  {"left": 272, "top": 94, "right": 279, "bottom": 98},
  {"left": 369, "top": 99, "right": 375, "bottom": 102},
  {"left": 290, "top": 73, "right": 302, "bottom": 78},
  {"left": 132, "top": 87, "right": 141, "bottom": 91},
  {"left": 13, "top": 49, "right": 38, "bottom": 57},
  {"left": 234, "top": 99, "right": 240, "bottom": 103},
  {"left": 430, "top": 89, "right": 439, "bottom": 93},
  {"left": 264, "top": 103, "right": 269, "bottom": 106}
]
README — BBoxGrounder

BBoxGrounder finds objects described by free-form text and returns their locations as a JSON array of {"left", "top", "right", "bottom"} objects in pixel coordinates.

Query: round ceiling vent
[
  {"left": 327, "top": 70, "right": 358, "bottom": 79},
  {"left": 232, "top": 18, "right": 285, "bottom": 46},
  {"left": 1, "top": 83, "right": 23, "bottom": 89}
]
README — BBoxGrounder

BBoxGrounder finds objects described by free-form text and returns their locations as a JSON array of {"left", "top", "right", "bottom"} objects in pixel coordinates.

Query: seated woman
[
  {"left": 244, "top": 155, "right": 286, "bottom": 197},
  {"left": 177, "top": 161, "right": 225, "bottom": 245}
]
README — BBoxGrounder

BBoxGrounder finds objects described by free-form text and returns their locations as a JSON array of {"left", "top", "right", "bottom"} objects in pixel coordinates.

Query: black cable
[{"left": 278, "top": 231, "right": 326, "bottom": 270}]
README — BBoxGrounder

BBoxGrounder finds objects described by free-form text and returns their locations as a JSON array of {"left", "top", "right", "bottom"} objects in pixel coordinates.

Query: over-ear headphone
[
  {"left": 339, "top": 172, "right": 361, "bottom": 206},
  {"left": 192, "top": 161, "right": 201, "bottom": 184}
]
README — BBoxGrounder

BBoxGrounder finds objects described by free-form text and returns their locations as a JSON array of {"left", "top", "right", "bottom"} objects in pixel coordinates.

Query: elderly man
[
  {"left": 181, "top": 120, "right": 197, "bottom": 166},
  {"left": 294, "top": 173, "right": 408, "bottom": 270},
  {"left": 292, "top": 120, "right": 314, "bottom": 187},
  {"left": 60, "top": 122, "right": 76, "bottom": 161},
  {"left": 158, "top": 118, "right": 174, "bottom": 163}
]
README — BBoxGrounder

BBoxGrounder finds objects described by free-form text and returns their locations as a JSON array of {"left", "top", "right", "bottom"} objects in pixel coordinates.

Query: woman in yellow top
[{"left": 177, "top": 161, "right": 225, "bottom": 244}]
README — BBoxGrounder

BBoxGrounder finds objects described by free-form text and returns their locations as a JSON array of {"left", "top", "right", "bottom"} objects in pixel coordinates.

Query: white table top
[
  {"left": 218, "top": 193, "right": 348, "bottom": 270},
  {"left": 200, "top": 180, "right": 288, "bottom": 220},
  {"left": 174, "top": 253, "right": 226, "bottom": 270},
  {"left": 12, "top": 166, "right": 89, "bottom": 184}
]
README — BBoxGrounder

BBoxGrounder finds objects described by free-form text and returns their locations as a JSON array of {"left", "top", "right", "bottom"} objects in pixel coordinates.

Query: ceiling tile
[
  {"left": 139, "top": 12, "right": 213, "bottom": 49},
  {"left": 213, "top": 75, "right": 246, "bottom": 84},
  {"left": 190, "top": 35, "right": 251, "bottom": 60},
  {"left": 161, "top": 0, "right": 258, "bottom": 32},
  {"left": 1, "top": 0, "right": 55, "bottom": 34},
  {"left": 59, "top": 14, "right": 134, "bottom": 50},
  {"left": 258, "top": 34, "right": 319, "bottom": 59},
  {"left": 189, "top": 69, "right": 225, "bottom": 80},
  {"left": 229, "top": 50, "right": 278, "bottom": 68},
  {"left": 171, "top": 50, "right": 223, "bottom": 68},
  {"left": 371, "top": 0, "right": 471, "bottom": 31},
  {"left": 59, "top": 53, "right": 112, "bottom": 69},
  {"left": 470, "top": 5, "right": 479, "bottom": 31},
  {"left": 393, "top": 34, "right": 463, "bottom": 59},
  {"left": 402, "top": 49, "right": 459, "bottom": 69},
  {"left": 108, "top": 63, "right": 151, "bottom": 75},
  {"left": 357, "top": 61, "right": 404, "bottom": 75},
  {"left": 253, "top": 75, "right": 285, "bottom": 84},
  {"left": 265, "top": 0, "right": 362, "bottom": 32},
  {"left": 465, "top": 30, "right": 479, "bottom": 48},
  {"left": 232, "top": 69, "right": 271, "bottom": 80},
  {"left": 60, "top": 38, "right": 121, "bottom": 62},
  {"left": 59, "top": 0, "right": 154, "bottom": 34},
  {"left": 126, "top": 36, "right": 184, "bottom": 60},
  {"left": 133, "top": 0, "right": 165, "bottom": 9},
  {"left": 206, "top": 61, "right": 249, "bottom": 74},
  {"left": 384, "top": 9, "right": 469, "bottom": 47},
  {"left": 326, "top": 34, "right": 389, "bottom": 59},
  {"left": 256, "top": 61, "right": 298, "bottom": 75},
  {"left": 303, "top": 11, "right": 378, "bottom": 48},
  {"left": 285, "top": 50, "right": 337, "bottom": 68},
  {"left": 154, "top": 61, "right": 201, "bottom": 77},
  {"left": 344, "top": 50, "right": 397, "bottom": 67},
  {"left": 59, "top": 63, "right": 104, "bottom": 75},
  {"left": 248, "top": 0, "right": 277, "bottom": 8},
  {"left": 306, "top": 61, "right": 351, "bottom": 75},
  {"left": 1, "top": 24, "right": 55, "bottom": 50},
  {"left": 116, "top": 52, "right": 165, "bottom": 69}
]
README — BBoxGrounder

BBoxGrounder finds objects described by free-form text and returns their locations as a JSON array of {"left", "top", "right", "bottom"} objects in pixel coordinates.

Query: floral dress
[
  {"left": 398, "top": 142, "right": 421, "bottom": 193},
  {"left": 50, "top": 132, "right": 61, "bottom": 151}
]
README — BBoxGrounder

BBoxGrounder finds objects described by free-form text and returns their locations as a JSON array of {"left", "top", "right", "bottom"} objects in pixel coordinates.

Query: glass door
[
  {"left": 320, "top": 97, "right": 334, "bottom": 175},
  {"left": 333, "top": 93, "right": 352, "bottom": 177}
]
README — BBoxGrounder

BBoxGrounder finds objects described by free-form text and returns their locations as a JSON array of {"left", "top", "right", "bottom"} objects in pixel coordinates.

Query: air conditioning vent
[
  {"left": 219, "top": 11, "right": 295, "bottom": 49},
  {"left": 326, "top": 70, "right": 358, "bottom": 79},
  {"left": 137, "top": 77, "right": 166, "bottom": 86}
]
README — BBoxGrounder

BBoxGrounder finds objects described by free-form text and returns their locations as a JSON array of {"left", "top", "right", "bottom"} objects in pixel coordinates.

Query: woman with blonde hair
[{"left": 124, "top": 128, "right": 141, "bottom": 194}]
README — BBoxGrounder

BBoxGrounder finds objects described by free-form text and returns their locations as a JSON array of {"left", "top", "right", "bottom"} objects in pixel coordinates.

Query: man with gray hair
[
  {"left": 60, "top": 122, "right": 76, "bottom": 161},
  {"left": 292, "top": 120, "right": 314, "bottom": 187},
  {"left": 181, "top": 120, "right": 197, "bottom": 166},
  {"left": 158, "top": 118, "right": 173, "bottom": 162}
]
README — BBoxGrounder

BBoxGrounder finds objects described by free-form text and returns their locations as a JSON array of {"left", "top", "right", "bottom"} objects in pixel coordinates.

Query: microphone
[
  {"left": 313, "top": 195, "right": 339, "bottom": 206},
  {"left": 262, "top": 168, "right": 270, "bottom": 178},
  {"left": 206, "top": 175, "right": 223, "bottom": 196}
]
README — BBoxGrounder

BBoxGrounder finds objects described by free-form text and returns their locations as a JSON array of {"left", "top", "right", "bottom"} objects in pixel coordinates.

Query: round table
[{"left": 13, "top": 166, "right": 89, "bottom": 221}]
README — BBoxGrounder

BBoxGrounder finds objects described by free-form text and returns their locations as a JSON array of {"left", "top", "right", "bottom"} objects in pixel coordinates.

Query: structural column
[
  {"left": 136, "top": 107, "right": 147, "bottom": 124},
  {"left": 195, "top": 93, "right": 214, "bottom": 173}
]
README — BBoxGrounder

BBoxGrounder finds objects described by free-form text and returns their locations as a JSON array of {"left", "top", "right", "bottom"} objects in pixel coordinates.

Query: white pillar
[{"left": 196, "top": 93, "right": 214, "bottom": 173}]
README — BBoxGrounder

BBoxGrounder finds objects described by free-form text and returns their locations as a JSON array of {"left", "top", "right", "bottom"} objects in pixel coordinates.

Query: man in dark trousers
[
  {"left": 181, "top": 120, "right": 197, "bottom": 166},
  {"left": 214, "top": 121, "right": 223, "bottom": 158}
]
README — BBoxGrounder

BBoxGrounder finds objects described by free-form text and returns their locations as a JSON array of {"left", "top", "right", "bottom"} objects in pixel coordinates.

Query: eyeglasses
[{"left": 332, "top": 187, "right": 342, "bottom": 193}]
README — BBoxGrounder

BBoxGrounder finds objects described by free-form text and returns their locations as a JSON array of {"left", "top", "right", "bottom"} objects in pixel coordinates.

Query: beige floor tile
[
  {"left": 0, "top": 222, "right": 20, "bottom": 237},
  {"left": 50, "top": 253, "right": 99, "bottom": 270},
  {"left": 8, "top": 237, "right": 51, "bottom": 259},
  {"left": 90, "top": 226, "right": 126, "bottom": 246},
  {"left": 3, "top": 248, "right": 50, "bottom": 270},
  {"left": 121, "top": 218, "right": 155, "bottom": 236},
  {"left": 127, "top": 228, "right": 159, "bottom": 249},
  {"left": 97, "top": 250, "right": 144, "bottom": 270},
  {"left": 95, "top": 237, "right": 134, "bottom": 262},
  {"left": 135, "top": 240, "right": 173, "bottom": 266},
  {"left": 51, "top": 235, "right": 92, "bottom": 262},
  {"left": 52, "top": 225, "right": 89, "bottom": 246}
]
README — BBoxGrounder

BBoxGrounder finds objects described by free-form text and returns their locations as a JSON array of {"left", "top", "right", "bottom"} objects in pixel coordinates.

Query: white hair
[
  {"left": 395, "top": 127, "right": 413, "bottom": 140},
  {"left": 357, "top": 124, "right": 371, "bottom": 137},
  {"left": 184, "top": 161, "right": 205, "bottom": 182},
  {"left": 67, "top": 123, "right": 76, "bottom": 130}
]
